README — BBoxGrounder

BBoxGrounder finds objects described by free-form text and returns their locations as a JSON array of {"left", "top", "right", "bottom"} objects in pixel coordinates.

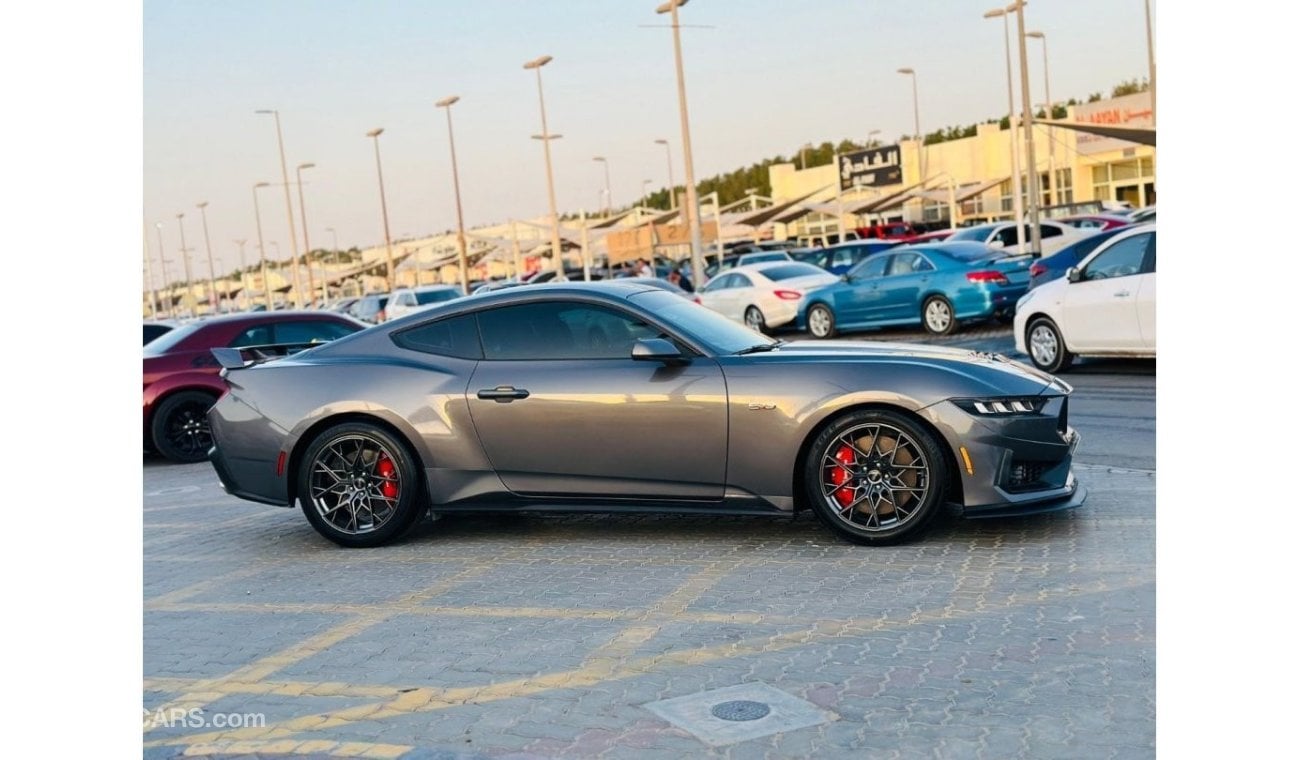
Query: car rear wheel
[
  {"left": 151, "top": 390, "right": 217, "bottom": 463},
  {"left": 298, "top": 422, "right": 424, "bottom": 548},
  {"left": 922, "top": 296, "right": 957, "bottom": 335},
  {"left": 803, "top": 410, "right": 947, "bottom": 546},
  {"left": 1026, "top": 317, "right": 1074, "bottom": 373},
  {"left": 807, "top": 304, "right": 836, "bottom": 339},
  {"left": 744, "top": 306, "right": 767, "bottom": 333}
]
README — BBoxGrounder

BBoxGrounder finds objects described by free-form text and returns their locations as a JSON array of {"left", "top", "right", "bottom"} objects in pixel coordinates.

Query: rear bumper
[
  {"left": 206, "top": 395, "right": 292, "bottom": 507},
  {"left": 208, "top": 442, "right": 290, "bottom": 507}
]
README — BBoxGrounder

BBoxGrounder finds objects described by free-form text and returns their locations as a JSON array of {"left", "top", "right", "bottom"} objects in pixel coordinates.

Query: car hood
[{"left": 751, "top": 340, "right": 1068, "bottom": 395}]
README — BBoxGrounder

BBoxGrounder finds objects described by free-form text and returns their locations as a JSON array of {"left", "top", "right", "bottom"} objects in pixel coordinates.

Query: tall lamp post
[
  {"left": 255, "top": 110, "right": 305, "bottom": 308},
  {"left": 324, "top": 227, "right": 340, "bottom": 301},
  {"left": 523, "top": 55, "right": 565, "bottom": 281},
  {"left": 1144, "top": 0, "right": 1155, "bottom": 127},
  {"left": 143, "top": 224, "right": 159, "bottom": 318},
  {"left": 1025, "top": 31, "right": 1057, "bottom": 207},
  {"left": 866, "top": 128, "right": 881, "bottom": 147},
  {"left": 175, "top": 213, "right": 194, "bottom": 317},
  {"left": 654, "top": 139, "right": 676, "bottom": 210},
  {"left": 195, "top": 202, "right": 218, "bottom": 313},
  {"left": 985, "top": 7, "right": 1025, "bottom": 231},
  {"left": 252, "top": 181, "right": 273, "bottom": 310},
  {"left": 233, "top": 239, "right": 249, "bottom": 311},
  {"left": 1010, "top": 0, "right": 1043, "bottom": 255},
  {"left": 592, "top": 156, "right": 612, "bottom": 216},
  {"left": 642, "top": 179, "right": 654, "bottom": 206},
  {"left": 655, "top": 0, "right": 706, "bottom": 289},
  {"left": 365, "top": 128, "right": 397, "bottom": 291},
  {"left": 294, "top": 162, "right": 318, "bottom": 306},
  {"left": 435, "top": 95, "right": 472, "bottom": 295},
  {"left": 896, "top": 68, "right": 925, "bottom": 184}
]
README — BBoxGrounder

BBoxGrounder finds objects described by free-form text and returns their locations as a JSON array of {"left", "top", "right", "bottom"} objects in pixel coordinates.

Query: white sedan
[
  {"left": 697, "top": 261, "right": 838, "bottom": 332},
  {"left": 1014, "top": 223, "right": 1156, "bottom": 372}
]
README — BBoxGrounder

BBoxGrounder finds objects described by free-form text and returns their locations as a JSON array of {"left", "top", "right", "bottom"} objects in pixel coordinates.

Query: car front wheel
[
  {"left": 1026, "top": 317, "right": 1074, "bottom": 373},
  {"left": 803, "top": 409, "right": 947, "bottom": 546},
  {"left": 807, "top": 304, "right": 837, "bottom": 339}
]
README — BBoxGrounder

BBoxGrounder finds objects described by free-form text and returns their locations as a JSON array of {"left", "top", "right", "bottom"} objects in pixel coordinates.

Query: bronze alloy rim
[
  {"left": 820, "top": 422, "right": 931, "bottom": 531},
  {"left": 309, "top": 434, "right": 402, "bottom": 535}
]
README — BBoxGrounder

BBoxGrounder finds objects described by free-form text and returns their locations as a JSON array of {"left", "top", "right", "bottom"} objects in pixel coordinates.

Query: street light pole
[
  {"left": 295, "top": 162, "right": 318, "bottom": 307},
  {"left": 255, "top": 110, "right": 305, "bottom": 308},
  {"left": 654, "top": 139, "right": 676, "bottom": 210},
  {"left": 233, "top": 239, "right": 249, "bottom": 311},
  {"left": 866, "top": 128, "right": 881, "bottom": 148},
  {"left": 143, "top": 225, "right": 158, "bottom": 319},
  {"left": 656, "top": 0, "right": 706, "bottom": 289},
  {"left": 196, "top": 202, "right": 218, "bottom": 313},
  {"left": 524, "top": 55, "right": 566, "bottom": 281},
  {"left": 436, "top": 95, "right": 472, "bottom": 295},
  {"left": 365, "top": 128, "right": 397, "bottom": 291},
  {"left": 897, "top": 68, "right": 925, "bottom": 183},
  {"left": 175, "top": 213, "right": 194, "bottom": 316},
  {"left": 1144, "top": 0, "right": 1156, "bottom": 127},
  {"left": 1011, "top": 0, "right": 1043, "bottom": 256},
  {"left": 325, "top": 227, "right": 340, "bottom": 301},
  {"left": 154, "top": 223, "right": 171, "bottom": 318},
  {"left": 642, "top": 179, "right": 653, "bottom": 206},
  {"left": 253, "top": 181, "right": 273, "bottom": 310},
  {"left": 1026, "top": 31, "right": 1057, "bottom": 207},
  {"left": 592, "top": 156, "right": 612, "bottom": 216},
  {"left": 986, "top": 7, "right": 1025, "bottom": 231}
]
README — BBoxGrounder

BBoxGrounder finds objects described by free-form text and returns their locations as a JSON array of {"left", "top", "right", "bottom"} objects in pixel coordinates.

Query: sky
[{"left": 143, "top": 0, "right": 1154, "bottom": 281}]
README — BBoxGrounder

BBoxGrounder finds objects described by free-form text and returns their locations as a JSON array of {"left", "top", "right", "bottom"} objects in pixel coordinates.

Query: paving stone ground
[{"left": 142, "top": 327, "right": 1156, "bottom": 759}]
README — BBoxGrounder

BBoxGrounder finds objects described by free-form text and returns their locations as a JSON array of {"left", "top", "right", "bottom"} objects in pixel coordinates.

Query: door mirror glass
[{"left": 632, "top": 337, "right": 686, "bottom": 363}]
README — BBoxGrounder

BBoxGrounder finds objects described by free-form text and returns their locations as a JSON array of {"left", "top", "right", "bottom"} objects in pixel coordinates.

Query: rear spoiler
[{"left": 211, "top": 341, "right": 326, "bottom": 371}]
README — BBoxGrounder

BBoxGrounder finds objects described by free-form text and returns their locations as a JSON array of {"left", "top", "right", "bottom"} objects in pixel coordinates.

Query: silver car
[{"left": 208, "top": 282, "right": 1084, "bottom": 547}]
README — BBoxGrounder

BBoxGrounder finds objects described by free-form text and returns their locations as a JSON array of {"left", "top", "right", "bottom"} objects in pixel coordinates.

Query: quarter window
[{"left": 392, "top": 313, "right": 482, "bottom": 359}]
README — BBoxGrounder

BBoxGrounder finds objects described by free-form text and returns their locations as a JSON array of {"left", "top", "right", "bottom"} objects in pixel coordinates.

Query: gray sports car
[{"left": 207, "top": 282, "right": 1084, "bottom": 548}]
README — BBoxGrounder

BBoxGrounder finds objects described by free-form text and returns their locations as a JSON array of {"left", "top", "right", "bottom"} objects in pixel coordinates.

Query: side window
[
  {"left": 852, "top": 255, "right": 890, "bottom": 280},
  {"left": 888, "top": 252, "right": 932, "bottom": 276},
  {"left": 229, "top": 325, "right": 272, "bottom": 347},
  {"left": 1083, "top": 233, "right": 1151, "bottom": 281},
  {"left": 732, "top": 273, "right": 753, "bottom": 289},
  {"left": 832, "top": 249, "right": 854, "bottom": 268},
  {"left": 477, "top": 302, "right": 658, "bottom": 360},
  {"left": 1040, "top": 224, "right": 1063, "bottom": 239},
  {"left": 274, "top": 320, "right": 359, "bottom": 345},
  {"left": 704, "top": 273, "right": 733, "bottom": 292},
  {"left": 995, "top": 226, "right": 1020, "bottom": 246},
  {"left": 1141, "top": 231, "right": 1157, "bottom": 274},
  {"left": 392, "top": 313, "right": 482, "bottom": 359}
]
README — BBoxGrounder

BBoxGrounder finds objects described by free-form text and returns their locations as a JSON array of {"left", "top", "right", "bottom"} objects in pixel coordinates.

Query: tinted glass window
[
  {"left": 1083, "top": 233, "right": 1151, "bottom": 280},
  {"left": 143, "top": 324, "right": 173, "bottom": 345},
  {"left": 831, "top": 249, "right": 855, "bottom": 267},
  {"left": 143, "top": 322, "right": 204, "bottom": 355},
  {"left": 948, "top": 225, "right": 996, "bottom": 242},
  {"left": 888, "top": 252, "right": 933, "bottom": 275},
  {"left": 229, "top": 325, "right": 273, "bottom": 347},
  {"left": 275, "top": 320, "right": 359, "bottom": 345},
  {"left": 703, "top": 273, "right": 733, "bottom": 292},
  {"left": 394, "top": 292, "right": 415, "bottom": 306},
  {"left": 731, "top": 273, "right": 753, "bottom": 288},
  {"left": 1142, "top": 231, "right": 1157, "bottom": 273},
  {"left": 995, "top": 227, "right": 1020, "bottom": 246},
  {"left": 628, "top": 290, "right": 772, "bottom": 354},
  {"left": 849, "top": 255, "right": 890, "bottom": 279},
  {"left": 477, "top": 302, "right": 658, "bottom": 360},
  {"left": 416, "top": 289, "right": 460, "bottom": 305},
  {"left": 1040, "top": 224, "right": 1063, "bottom": 239},
  {"left": 393, "top": 313, "right": 482, "bottom": 359},
  {"left": 760, "top": 263, "right": 826, "bottom": 281}
]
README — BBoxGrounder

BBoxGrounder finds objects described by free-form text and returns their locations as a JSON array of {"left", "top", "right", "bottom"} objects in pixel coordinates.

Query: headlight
[{"left": 953, "top": 397, "right": 1047, "bottom": 416}]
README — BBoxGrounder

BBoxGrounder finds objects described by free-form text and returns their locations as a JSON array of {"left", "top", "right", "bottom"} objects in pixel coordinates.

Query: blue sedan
[
  {"left": 791, "top": 240, "right": 902, "bottom": 275},
  {"left": 1027, "top": 226, "right": 1128, "bottom": 290},
  {"left": 797, "top": 242, "right": 1032, "bottom": 337}
]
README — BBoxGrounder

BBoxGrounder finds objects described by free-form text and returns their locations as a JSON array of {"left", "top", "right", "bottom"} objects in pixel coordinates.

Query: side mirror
[
  {"left": 632, "top": 337, "right": 687, "bottom": 364},
  {"left": 1066, "top": 266, "right": 1082, "bottom": 283},
  {"left": 840, "top": 273, "right": 854, "bottom": 283},
  {"left": 988, "top": 239, "right": 1005, "bottom": 249}
]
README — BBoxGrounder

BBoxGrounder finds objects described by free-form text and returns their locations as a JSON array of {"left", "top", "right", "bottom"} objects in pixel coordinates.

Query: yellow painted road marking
[{"left": 181, "top": 739, "right": 412, "bottom": 758}]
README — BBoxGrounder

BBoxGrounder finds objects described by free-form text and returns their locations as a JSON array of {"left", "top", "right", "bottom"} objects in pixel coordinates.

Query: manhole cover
[{"left": 710, "top": 700, "right": 770, "bottom": 722}]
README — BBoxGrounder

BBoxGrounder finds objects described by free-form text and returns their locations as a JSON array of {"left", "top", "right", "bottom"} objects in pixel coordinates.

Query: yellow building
[{"left": 768, "top": 91, "right": 1154, "bottom": 240}]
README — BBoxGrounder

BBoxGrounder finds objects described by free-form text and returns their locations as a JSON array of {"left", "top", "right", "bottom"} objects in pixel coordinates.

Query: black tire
[
  {"left": 807, "top": 303, "right": 837, "bottom": 339},
  {"left": 744, "top": 306, "right": 768, "bottom": 334},
  {"left": 802, "top": 409, "right": 948, "bottom": 546},
  {"left": 150, "top": 390, "right": 217, "bottom": 463},
  {"left": 296, "top": 422, "right": 425, "bottom": 548},
  {"left": 1025, "top": 317, "right": 1074, "bottom": 373},
  {"left": 921, "top": 295, "right": 957, "bottom": 335}
]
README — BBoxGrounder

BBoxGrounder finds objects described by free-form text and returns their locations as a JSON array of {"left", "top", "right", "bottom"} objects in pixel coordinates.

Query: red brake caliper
[
  {"left": 376, "top": 455, "right": 398, "bottom": 500},
  {"left": 827, "top": 445, "right": 857, "bottom": 507}
]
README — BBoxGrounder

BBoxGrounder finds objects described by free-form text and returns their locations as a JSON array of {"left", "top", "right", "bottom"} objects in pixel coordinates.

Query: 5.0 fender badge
[{"left": 747, "top": 402, "right": 777, "bottom": 411}]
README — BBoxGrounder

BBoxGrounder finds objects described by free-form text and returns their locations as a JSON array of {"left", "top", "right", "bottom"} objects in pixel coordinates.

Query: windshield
[
  {"left": 948, "top": 225, "right": 995, "bottom": 242},
  {"left": 629, "top": 290, "right": 774, "bottom": 354},
  {"left": 143, "top": 321, "right": 205, "bottom": 355}
]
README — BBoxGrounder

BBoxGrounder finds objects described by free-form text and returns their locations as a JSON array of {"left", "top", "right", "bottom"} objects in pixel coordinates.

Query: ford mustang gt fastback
[{"left": 207, "top": 282, "right": 1084, "bottom": 548}]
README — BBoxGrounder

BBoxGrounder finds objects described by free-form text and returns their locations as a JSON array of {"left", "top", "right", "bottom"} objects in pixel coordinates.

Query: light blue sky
[{"left": 144, "top": 0, "right": 1153, "bottom": 278}]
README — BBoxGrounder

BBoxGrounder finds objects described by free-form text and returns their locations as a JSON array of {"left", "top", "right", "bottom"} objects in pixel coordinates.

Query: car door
[
  {"left": 832, "top": 254, "right": 891, "bottom": 326},
  {"left": 698, "top": 273, "right": 736, "bottom": 318},
  {"left": 1135, "top": 233, "right": 1157, "bottom": 350},
  {"left": 725, "top": 272, "right": 756, "bottom": 321},
  {"left": 1058, "top": 231, "right": 1153, "bottom": 352},
  {"left": 877, "top": 251, "right": 936, "bottom": 322},
  {"left": 466, "top": 300, "right": 728, "bottom": 499}
]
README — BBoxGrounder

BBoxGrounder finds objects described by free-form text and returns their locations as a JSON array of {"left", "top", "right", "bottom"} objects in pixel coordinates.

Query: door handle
[
  {"left": 477, "top": 386, "right": 530, "bottom": 402},
  {"left": 1113, "top": 290, "right": 1131, "bottom": 298}
]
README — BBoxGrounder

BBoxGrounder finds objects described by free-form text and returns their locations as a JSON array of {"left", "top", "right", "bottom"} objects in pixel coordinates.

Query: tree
[{"left": 1111, "top": 78, "right": 1150, "bottom": 97}]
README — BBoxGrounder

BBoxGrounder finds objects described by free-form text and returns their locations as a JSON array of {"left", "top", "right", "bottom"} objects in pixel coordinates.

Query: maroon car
[{"left": 144, "top": 312, "right": 365, "bottom": 463}]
